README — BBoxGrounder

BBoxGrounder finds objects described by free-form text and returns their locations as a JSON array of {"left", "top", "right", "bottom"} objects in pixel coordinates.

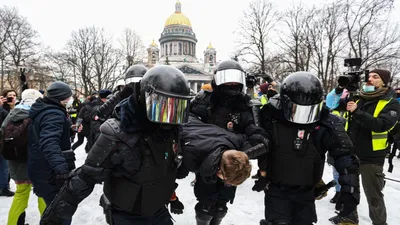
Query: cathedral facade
[{"left": 146, "top": 0, "right": 216, "bottom": 93}]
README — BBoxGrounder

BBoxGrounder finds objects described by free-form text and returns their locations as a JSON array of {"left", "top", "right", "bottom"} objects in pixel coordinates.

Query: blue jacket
[{"left": 27, "top": 97, "right": 71, "bottom": 196}]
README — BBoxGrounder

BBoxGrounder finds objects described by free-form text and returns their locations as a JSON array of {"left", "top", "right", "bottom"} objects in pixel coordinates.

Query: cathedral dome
[{"left": 164, "top": 0, "right": 192, "bottom": 27}]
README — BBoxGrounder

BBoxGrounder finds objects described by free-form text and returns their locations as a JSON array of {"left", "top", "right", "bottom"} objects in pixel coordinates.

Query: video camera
[
  {"left": 246, "top": 72, "right": 273, "bottom": 89},
  {"left": 337, "top": 58, "right": 369, "bottom": 92}
]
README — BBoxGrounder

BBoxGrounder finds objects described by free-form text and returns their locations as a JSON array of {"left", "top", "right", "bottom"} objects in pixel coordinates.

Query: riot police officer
[
  {"left": 40, "top": 65, "right": 192, "bottom": 225},
  {"left": 257, "top": 72, "right": 360, "bottom": 225},
  {"left": 96, "top": 64, "right": 148, "bottom": 121},
  {"left": 190, "top": 60, "right": 269, "bottom": 225}
]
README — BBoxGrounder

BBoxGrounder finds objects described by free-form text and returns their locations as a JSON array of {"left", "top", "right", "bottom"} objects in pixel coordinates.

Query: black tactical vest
[
  {"left": 267, "top": 120, "right": 324, "bottom": 186},
  {"left": 103, "top": 132, "right": 178, "bottom": 216}
]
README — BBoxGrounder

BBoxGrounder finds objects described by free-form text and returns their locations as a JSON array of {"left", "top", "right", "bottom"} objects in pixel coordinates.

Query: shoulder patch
[{"left": 390, "top": 110, "right": 397, "bottom": 118}]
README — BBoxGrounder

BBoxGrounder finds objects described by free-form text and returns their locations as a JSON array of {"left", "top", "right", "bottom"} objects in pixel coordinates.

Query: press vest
[
  {"left": 345, "top": 98, "right": 394, "bottom": 151},
  {"left": 267, "top": 120, "right": 323, "bottom": 186},
  {"left": 103, "top": 133, "right": 177, "bottom": 216}
]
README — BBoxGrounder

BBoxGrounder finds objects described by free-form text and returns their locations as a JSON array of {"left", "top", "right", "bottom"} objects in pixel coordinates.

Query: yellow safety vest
[
  {"left": 260, "top": 95, "right": 268, "bottom": 107},
  {"left": 331, "top": 110, "right": 347, "bottom": 119},
  {"left": 345, "top": 98, "right": 394, "bottom": 151}
]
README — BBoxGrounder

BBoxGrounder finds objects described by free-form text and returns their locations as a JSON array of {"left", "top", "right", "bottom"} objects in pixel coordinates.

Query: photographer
[{"left": 329, "top": 69, "right": 399, "bottom": 225}]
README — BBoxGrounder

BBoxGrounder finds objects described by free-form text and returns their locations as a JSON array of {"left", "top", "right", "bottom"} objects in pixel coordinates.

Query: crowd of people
[{"left": 0, "top": 60, "right": 398, "bottom": 225}]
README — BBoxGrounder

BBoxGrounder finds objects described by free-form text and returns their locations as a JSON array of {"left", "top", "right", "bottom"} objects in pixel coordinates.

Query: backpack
[{"left": 0, "top": 117, "right": 31, "bottom": 160}]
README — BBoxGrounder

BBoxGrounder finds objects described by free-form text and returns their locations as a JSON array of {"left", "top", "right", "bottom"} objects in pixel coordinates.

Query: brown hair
[
  {"left": 220, "top": 150, "right": 252, "bottom": 186},
  {"left": 2, "top": 89, "right": 17, "bottom": 97}
]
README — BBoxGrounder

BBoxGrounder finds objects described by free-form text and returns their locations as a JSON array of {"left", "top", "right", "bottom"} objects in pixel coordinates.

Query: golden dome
[
  {"left": 164, "top": 0, "right": 192, "bottom": 27},
  {"left": 150, "top": 39, "right": 158, "bottom": 47},
  {"left": 207, "top": 42, "right": 213, "bottom": 49}
]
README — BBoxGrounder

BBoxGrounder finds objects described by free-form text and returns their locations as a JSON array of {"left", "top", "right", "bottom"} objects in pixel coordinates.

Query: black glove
[
  {"left": 335, "top": 192, "right": 357, "bottom": 217},
  {"left": 248, "top": 134, "right": 269, "bottom": 151},
  {"left": 252, "top": 176, "right": 268, "bottom": 192},
  {"left": 169, "top": 197, "right": 184, "bottom": 214},
  {"left": 118, "top": 83, "right": 134, "bottom": 99},
  {"left": 55, "top": 173, "right": 69, "bottom": 188}
]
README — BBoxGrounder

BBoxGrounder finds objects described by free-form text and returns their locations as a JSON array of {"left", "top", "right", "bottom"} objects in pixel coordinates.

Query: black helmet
[
  {"left": 213, "top": 60, "right": 246, "bottom": 96},
  {"left": 125, "top": 65, "right": 148, "bottom": 83},
  {"left": 140, "top": 65, "right": 191, "bottom": 125},
  {"left": 280, "top": 71, "right": 323, "bottom": 124}
]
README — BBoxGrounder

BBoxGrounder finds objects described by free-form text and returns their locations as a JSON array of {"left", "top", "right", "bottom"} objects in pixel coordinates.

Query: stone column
[{"left": 194, "top": 82, "right": 198, "bottom": 93}]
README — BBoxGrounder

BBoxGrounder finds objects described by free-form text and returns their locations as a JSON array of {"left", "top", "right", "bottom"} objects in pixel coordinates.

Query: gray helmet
[{"left": 125, "top": 65, "right": 148, "bottom": 84}]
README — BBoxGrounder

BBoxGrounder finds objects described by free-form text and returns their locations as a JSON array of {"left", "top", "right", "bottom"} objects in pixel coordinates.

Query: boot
[
  {"left": 191, "top": 179, "right": 196, "bottom": 187},
  {"left": 329, "top": 210, "right": 359, "bottom": 225},
  {"left": 330, "top": 192, "right": 340, "bottom": 204},
  {"left": 209, "top": 207, "right": 227, "bottom": 225},
  {"left": 196, "top": 210, "right": 213, "bottom": 225},
  {"left": 260, "top": 219, "right": 268, "bottom": 225},
  {"left": 0, "top": 188, "right": 14, "bottom": 197}
]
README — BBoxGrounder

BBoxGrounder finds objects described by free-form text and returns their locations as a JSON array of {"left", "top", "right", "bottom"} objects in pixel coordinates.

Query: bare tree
[
  {"left": 277, "top": 4, "right": 314, "bottom": 72},
  {"left": 118, "top": 28, "right": 145, "bottom": 71},
  {"left": 236, "top": 0, "right": 279, "bottom": 74},
  {"left": 46, "top": 52, "right": 74, "bottom": 83},
  {"left": 92, "top": 29, "right": 123, "bottom": 90},
  {"left": 343, "top": 0, "right": 399, "bottom": 67},
  {"left": 308, "top": 2, "right": 348, "bottom": 92},
  {"left": 66, "top": 26, "right": 99, "bottom": 95}
]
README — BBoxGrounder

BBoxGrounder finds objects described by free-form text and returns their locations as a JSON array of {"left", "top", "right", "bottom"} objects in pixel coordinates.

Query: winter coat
[
  {"left": 180, "top": 116, "right": 246, "bottom": 182},
  {"left": 27, "top": 97, "right": 72, "bottom": 197},
  {"left": 347, "top": 89, "right": 400, "bottom": 165},
  {"left": 1, "top": 106, "right": 31, "bottom": 182}
]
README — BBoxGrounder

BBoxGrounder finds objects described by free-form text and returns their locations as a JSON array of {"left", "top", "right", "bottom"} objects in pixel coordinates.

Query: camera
[
  {"left": 6, "top": 97, "right": 14, "bottom": 103},
  {"left": 338, "top": 58, "right": 369, "bottom": 92}
]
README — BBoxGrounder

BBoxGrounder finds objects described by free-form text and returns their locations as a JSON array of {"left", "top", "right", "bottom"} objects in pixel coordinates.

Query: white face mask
[
  {"left": 60, "top": 97, "right": 72, "bottom": 108},
  {"left": 362, "top": 85, "right": 375, "bottom": 93}
]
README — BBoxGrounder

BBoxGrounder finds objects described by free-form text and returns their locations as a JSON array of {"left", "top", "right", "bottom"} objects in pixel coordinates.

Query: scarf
[{"left": 359, "top": 87, "right": 388, "bottom": 100}]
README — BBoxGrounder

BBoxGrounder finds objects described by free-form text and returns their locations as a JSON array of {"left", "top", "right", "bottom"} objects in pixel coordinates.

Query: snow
[{"left": 1, "top": 141, "right": 400, "bottom": 225}]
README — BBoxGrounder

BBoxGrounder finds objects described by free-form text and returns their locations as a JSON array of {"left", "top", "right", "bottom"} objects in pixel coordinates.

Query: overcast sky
[{"left": 2, "top": 0, "right": 400, "bottom": 62}]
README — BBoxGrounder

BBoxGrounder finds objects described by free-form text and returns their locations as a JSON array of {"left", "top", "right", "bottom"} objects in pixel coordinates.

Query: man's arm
[
  {"left": 40, "top": 122, "right": 121, "bottom": 225},
  {"left": 321, "top": 115, "right": 360, "bottom": 218},
  {"left": 351, "top": 99, "right": 400, "bottom": 132}
]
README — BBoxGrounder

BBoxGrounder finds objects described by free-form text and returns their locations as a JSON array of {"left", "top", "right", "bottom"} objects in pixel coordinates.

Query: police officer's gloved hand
[
  {"left": 252, "top": 175, "right": 268, "bottom": 192},
  {"left": 335, "top": 192, "right": 357, "bottom": 217},
  {"left": 41, "top": 205, "right": 64, "bottom": 225},
  {"left": 55, "top": 173, "right": 69, "bottom": 188},
  {"left": 169, "top": 197, "right": 184, "bottom": 214},
  {"left": 118, "top": 83, "right": 135, "bottom": 100}
]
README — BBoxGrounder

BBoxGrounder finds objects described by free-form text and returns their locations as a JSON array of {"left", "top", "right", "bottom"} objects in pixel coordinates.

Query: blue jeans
[
  {"left": 0, "top": 155, "right": 9, "bottom": 189},
  {"left": 332, "top": 167, "right": 341, "bottom": 192}
]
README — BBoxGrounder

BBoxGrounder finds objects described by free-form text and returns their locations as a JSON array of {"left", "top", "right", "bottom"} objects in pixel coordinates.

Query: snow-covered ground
[{"left": 1, "top": 141, "right": 400, "bottom": 225}]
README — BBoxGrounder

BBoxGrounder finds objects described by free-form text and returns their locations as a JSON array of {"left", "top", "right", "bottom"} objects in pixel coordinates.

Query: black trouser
[
  {"left": 71, "top": 133, "right": 85, "bottom": 151},
  {"left": 193, "top": 173, "right": 233, "bottom": 225},
  {"left": 265, "top": 183, "right": 317, "bottom": 225},
  {"left": 112, "top": 207, "right": 172, "bottom": 225}
]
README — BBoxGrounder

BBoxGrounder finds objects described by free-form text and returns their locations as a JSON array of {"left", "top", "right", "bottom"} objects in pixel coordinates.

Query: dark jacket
[
  {"left": 77, "top": 98, "right": 96, "bottom": 136},
  {"left": 180, "top": 116, "right": 246, "bottom": 183},
  {"left": 347, "top": 89, "right": 400, "bottom": 165},
  {"left": 27, "top": 97, "right": 71, "bottom": 196}
]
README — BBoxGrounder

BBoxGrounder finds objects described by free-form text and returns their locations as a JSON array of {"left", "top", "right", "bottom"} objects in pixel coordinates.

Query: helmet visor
[
  {"left": 283, "top": 97, "right": 322, "bottom": 124},
  {"left": 145, "top": 91, "right": 191, "bottom": 125},
  {"left": 214, "top": 69, "right": 245, "bottom": 86},
  {"left": 125, "top": 77, "right": 142, "bottom": 84}
]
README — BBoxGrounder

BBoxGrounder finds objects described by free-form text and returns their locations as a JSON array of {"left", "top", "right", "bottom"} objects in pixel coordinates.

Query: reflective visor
[
  {"left": 283, "top": 102, "right": 322, "bottom": 124},
  {"left": 125, "top": 77, "right": 142, "bottom": 83},
  {"left": 214, "top": 69, "right": 246, "bottom": 86},
  {"left": 145, "top": 92, "right": 190, "bottom": 125}
]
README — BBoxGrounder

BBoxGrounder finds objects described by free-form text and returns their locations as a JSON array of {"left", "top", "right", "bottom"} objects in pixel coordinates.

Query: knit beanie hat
[
  {"left": 46, "top": 81, "right": 72, "bottom": 101},
  {"left": 370, "top": 69, "right": 391, "bottom": 86},
  {"left": 99, "top": 89, "right": 112, "bottom": 99},
  {"left": 20, "top": 89, "right": 43, "bottom": 107},
  {"left": 260, "top": 83, "right": 269, "bottom": 94}
]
